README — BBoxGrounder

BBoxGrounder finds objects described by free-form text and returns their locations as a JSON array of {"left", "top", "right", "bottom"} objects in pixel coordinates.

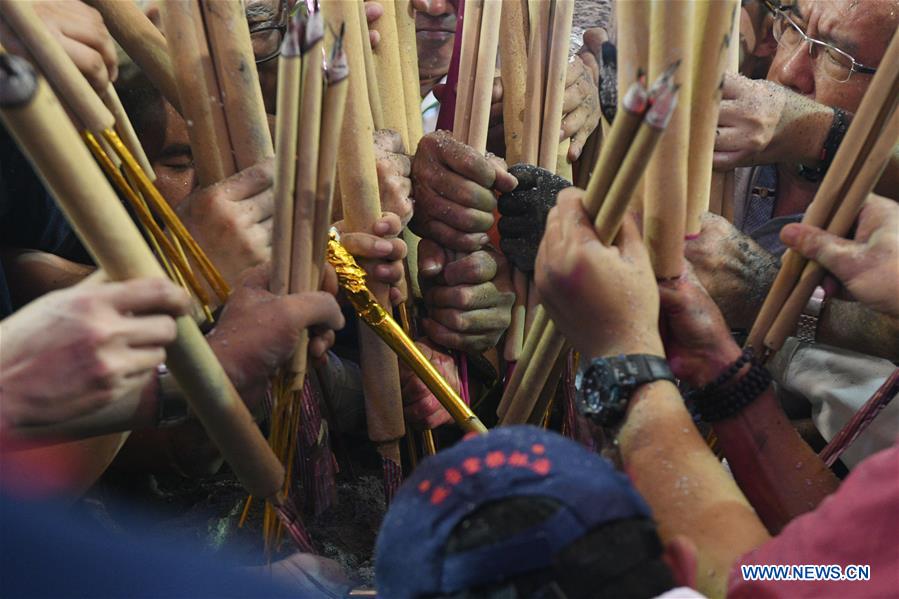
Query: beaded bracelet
[{"left": 694, "top": 361, "right": 772, "bottom": 422}]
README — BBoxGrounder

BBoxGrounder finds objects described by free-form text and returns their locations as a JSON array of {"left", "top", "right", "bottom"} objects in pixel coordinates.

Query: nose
[
  {"left": 773, "top": 41, "right": 816, "bottom": 97},
  {"left": 412, "top": 0, "right": 456, "bottom": 17}
]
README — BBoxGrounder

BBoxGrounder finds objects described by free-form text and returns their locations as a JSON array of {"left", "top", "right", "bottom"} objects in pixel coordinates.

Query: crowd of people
[{"left": 1, "top": 0, "right": 897, "bottom": 597}]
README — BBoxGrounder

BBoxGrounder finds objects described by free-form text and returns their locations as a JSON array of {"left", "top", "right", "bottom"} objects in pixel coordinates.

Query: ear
[{"left": 662, "top": 535, "right": 699, "bottom": 590}]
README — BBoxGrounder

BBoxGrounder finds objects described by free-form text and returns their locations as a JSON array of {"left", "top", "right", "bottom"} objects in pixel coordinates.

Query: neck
[{"left": 774, "top": 164, "right": 818, "bottom": 218}]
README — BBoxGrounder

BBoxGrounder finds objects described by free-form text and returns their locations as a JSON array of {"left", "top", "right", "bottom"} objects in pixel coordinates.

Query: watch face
[{"left": 578, "top": 360, "right": 622, "bottom": 426}]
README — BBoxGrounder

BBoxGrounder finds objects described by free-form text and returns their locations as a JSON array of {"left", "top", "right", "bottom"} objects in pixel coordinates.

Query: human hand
[
  {"left": 1, "top": 0, "right": 118, "bottom": 91},
  {"left": 579, "top": 28, "right": 616, "bottom": 124},
  {"left": 780, "top": 194, "right": 899, "bottom": 318},
  {"left": 335, "top": 213, "right": 408, "bottom": 306},
  {"left": 0, "top": 278, "right": 189, "bottom": 428},
  {"left": 561, "top": 54, "right": 601, "bottom": 162},
  {"left": 535, "top": 189, "right": 663, "bottom": 359},
  {"left": 177, "top": 160, "right": 274, "bottom": 290},
  {"left": 497, "top": 164, "right": 571, "bottom": 272},
  {"left": 399, "top": 339, "right": 456, "bottom": 430},
  {"left": 658, "top": 268, "right": 742, "bottom": 388},
  {"left": 714, "top": 74, "right": 831, "bottom": 170},
  {"left": 410, "top": 130, "right": 517, "bottom": 252},
  {"left": 206, "top": 265, "right": 344, "bottom": 413},
  {"left": 418, "top": 239, "right": 514, "bottom": 352},
  {"left": 684, "top": 212, "right": 779, "bottom": 329},
  {"left": 374, "top": 129, "right": 414, "bottom": 226}
]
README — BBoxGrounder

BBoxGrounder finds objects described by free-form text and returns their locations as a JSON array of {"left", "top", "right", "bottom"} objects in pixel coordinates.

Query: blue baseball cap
[{"left": 374, "top": 425, "right": 652, "bottom": 598}]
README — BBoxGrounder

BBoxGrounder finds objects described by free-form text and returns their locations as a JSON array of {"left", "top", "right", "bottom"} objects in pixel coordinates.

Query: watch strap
[
  {"left": 580, "top": 354, "right": 675, "bottom": 427},
  {"left": 156, "top": 364, "right": 190, "bottom": 428}
]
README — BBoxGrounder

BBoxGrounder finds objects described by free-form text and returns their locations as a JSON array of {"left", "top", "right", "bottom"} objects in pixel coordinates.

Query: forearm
[
  {"left": 0, "top": 249, "right": 94, "bottom": 306},
  {"left": 818, "top": 298, "right": 899, "bottom": 361},
  {"left": 712, "top": 387, "right": 840, "bottom": 533},
  {"left": 618, "top": 380, "right": 770, "bottom": 598}
]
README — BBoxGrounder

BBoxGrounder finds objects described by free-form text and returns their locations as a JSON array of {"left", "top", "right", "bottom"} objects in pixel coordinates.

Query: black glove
[
  {"left": 599, "top": 42, "right": 618, "bottom": 124},
  {"left": 497, "top": 164, "right": 571, "bottom": 273}
]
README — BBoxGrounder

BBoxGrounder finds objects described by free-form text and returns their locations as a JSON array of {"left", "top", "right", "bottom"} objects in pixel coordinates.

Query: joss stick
[
  {"left": 358, "top": 0, "right": 385, "bottom": 129},
  {"left": 271, "top": 14, "right": 303, "bottom": 298},
  {"left": 370, "top": 0, "right": 410, "bottom": 148},
  {"left": 288, "top": 9, "right": 325, "bottom": 391},
  {"left": 453, "top": 0, "right": 484, "bottom": 143},
  {"left": 466, "top": 0, "right": 501, "bottom": 154},
  {"left": 396, "top": 0, "right": 425, "bottom": 150},
  {"left": 686, "top": 0, "right": 738, "bottom": 236},
  {"left": 312, "top": 30, "right": 349, "bottom": 281},
  {"left": 85, "top": 0, "right": 181, "bottom": 115},
  {"left": 537, "top": 0, "right": 573, "bottom": 172},
  {"left": 615, "top": 0, "right": 650, "bottom": 108},
  {"left": 101, "top": 84, "right": 155, "bottom": 179},
  {"left": 320, "top": 0, "right": 405, "bottom": 474},
  {"left": 499, "top": 0, "right": 529, "bottom": 165},
  {"left": 746, "top": 31, "right": 899, "bottom": 353},
  {"left": 202, "top": 0, "right": 274, "bottom": 169},
  {"left": 0, "top": 56, "right": 285, "bottom": 501},
  {"left": 435, "top": 0, "right": 465, "bottom": 132},
  {"left": 643, "top": 0, "right": 694, "bottom": 279},
  {"left": 764, "top": 105, "right": 899, "bottom": 353},
  {"left": 521, "top": 0, "right": 549, "bottom": 163},
  {"left": 161, "top": 0, "right": 235, "bottom": 186},
  {"left": 710, "top": 5, "right": 742, "bottom": 220}
]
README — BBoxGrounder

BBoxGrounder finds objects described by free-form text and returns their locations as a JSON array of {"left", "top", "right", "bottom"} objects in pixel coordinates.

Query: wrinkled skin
[
  {"left": 0, "top": 278, "right": 189, "bottom": 427},
  {"left": 399, "top": 339, "right": 457, "bottom": 430},
  {"left": 374, "top": 129, "right": 414, "bottom": 227},
  {"left": 418, "top": 239, "right": 514, "bottom": 353},
  {"left": 535, "top": 189, "right": 664, "bottom": 360}
]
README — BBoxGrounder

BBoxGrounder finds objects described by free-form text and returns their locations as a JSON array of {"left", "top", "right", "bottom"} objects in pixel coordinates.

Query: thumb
[
  {"left": 611, "top": 213, "right": 644, "bottom": 255},
  {"left": 283, "top": 292, "right": 345, "bottom": 332},
  {"left": 781, "top": 223, "right": 860, "bottom": 281},
  {"left": 418, "top": 238, "right": 447, "bottom": 278}
]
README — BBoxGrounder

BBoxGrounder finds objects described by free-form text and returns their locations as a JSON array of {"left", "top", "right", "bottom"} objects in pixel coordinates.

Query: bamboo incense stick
[
  {"left": 710, "top": 4, "right": 742, "bottom": 219},
  {"left": 746, "top": 32, "right": 899, "bottom": 352},
  {"left": 453, "top": 0, "right": 484, "bottom": 143},
  {"left": 370, "top": 0, "right": 410, "bottom": 148},
  {"left": 537, "top": 0, "right": 574, "bottom": 172},
  {"left": 643, "top": 0, "right": 694, "bottom": 279},
  {"left": 763, "top": 107, "right": 899, "bottom": 353},
  {"left": 321, "top": 0, "right": 405, "bottom": 472},
  {"left": 101, "top": 84, "right": 155, "bottom": 180},
  {"left": 499, "top": 0, "right": 529, "bottom": 165},
  {"left": 686, "top": 0, "right": 738, "bottom": 235},
  {"left": 0, "top": 56, "right": 284, "bottom": 500},
  {"left": 288, "top": 9, "right": 326, "bottom": 391},
  {"left": 313, "top": 30, "right": 349, "bottom": 280},
  {"left": 161, "top": 0, "right": 235, "bottom": 186},
  {"left": 358, "top": 0, "right": 385, "bottom": 130},
  {"left": 85, "top": 0, "right": 181, "bottom": 115},
  {"left": 521, "top": 0, "right": 550, "bottom": 162},
  {"left": 202, "top": 0, "right": 274, "bottom": 169},
  {"left": 396, "top": 0, "right": 425, "bottom": 150},
  {"left": 271, "top": 13, "right": 303, "bottom": 298},
  {"left": 467, "top": 0, "right": 502, "bottom": 153},
  {"left": 615, "top": 0, "right": 650, "bottom": 106}
]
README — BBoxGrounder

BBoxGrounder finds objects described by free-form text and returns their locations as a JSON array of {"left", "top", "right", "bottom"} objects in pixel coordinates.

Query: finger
[
  {"left": 429, "top": 307, "right": 510, "bottom": 334},
  {"left": 561, "top": 104, "right": 590, "bottom": 142},
  {"left": 486, "top": 154, "right": 518, "bottom": 192},
  {"left": 418, "top": 167, "right": 498, "bottom": 212},
  {"left": 612, "top": 214, "right": 648, "bottom": 257},
  {"left": 57, "top": 36, "right": 110, "bottom": 91},
  {"left": 118, "top": 347, "right": 168, "bottom": 377},
  {"left": 241, "top": 189, "right": 275, "bottom": 223},
  {"left": 491, "top": 76, "right": 503, "bottom": 102},
  {"left": 211, "top": 158, "right": 275, "bottom": 201},
  {"left": 417, "top": 238, "right": 448, "bottom": 278},
  {"left": 340, "top": 232, "right": 407, "bottom": 261},
  {"left": 309, "top": 330, "right": 336, "bottom": 358},
  {"left": 431, "top": 135, "right": 498, "bottom": 187},
  {"left": 442, "top": 251, "right": 499, "bottom": 286},
  {"left": 714, "top": 125, "right": 749, "bottom": 152},
  {"left": 425, "top": 281, "right": 504, "bottom": 310},
  {"left": 415, "top": 184, "right": 495, "bottom": 231},
  {"left": 283, "top": 292, "right": 346, "bottom": 331},
  {"left": 238, "top": 262, "right": 272, "bottom": 289},
  {"left": 780, "top": 223, "right": 863, "bottom": 282},
  {"left": 59, "top": 13, "right": 117, "bottom": 84},
  {"left": 568, "top": 127, "right": 592, "bottom": 162},
  {"left": 372, "top": 261, "right": 405, "bottom": 285},
  {"left": 712, "top": 150, "right": 743, "bottom": 171},
  {"left": 582, "top": 27, "right": 610, "bottom": 54},
  {"left": 374, "top": 128, "right": 406, "bottom": 154},
  {"left": 365, "top": 1, "right": 384, "bottom": 23},
  {"left": 421, "top": 317, "right": 497, "bottom": 352},
  {"left": 374, "top": 212, "right": 404, "bottom": 237},
  {"left": 105, "top": 278, "right": 191, "bottom": 316},
  {"left": 417, "top": 218, "right": 491, "bottom": 253},
  {"left": 120, "top": 314, "right": 179, "bottom": 347}
]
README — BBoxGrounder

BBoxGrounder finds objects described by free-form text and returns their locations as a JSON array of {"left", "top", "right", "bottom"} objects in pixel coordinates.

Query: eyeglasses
[
  {"left": 248, "top": 1, "right": 290, "bottom": 64},
  {"left": 769, "top": 4, "right": 877, "bottom": 83}
]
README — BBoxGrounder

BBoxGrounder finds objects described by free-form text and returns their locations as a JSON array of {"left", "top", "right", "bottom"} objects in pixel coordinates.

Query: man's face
[
  {"left": 151, "top": 102, "right": 197, "bottom": 209},
  {"left": 414, "top": 0, "right": 457, "bottom": 94},
  {"left": 766, "top": 0, "right": 898, "bottom": 113}
]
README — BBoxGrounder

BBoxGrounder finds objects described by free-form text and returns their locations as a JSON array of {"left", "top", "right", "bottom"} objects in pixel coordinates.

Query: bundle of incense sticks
[
  {"left": 0, "top": 0, "right": 227, "bottom": 317},
  {"left": 320, "top": 0, "right": 406, "bottom": 501},
  {"left": 709, "top": 8, "right": 742, "bottom": 221},
  {"left": 0, "top": 50, "right": 285, "bottom": 506},
  {"left": 161, "top": 0, "right": 272, "bottom": 187},
  {"left": 501, "top": 0, "right": 574, "bottom": 362},
  {"left": 747, "top": 29, "right": 899, "bottom": 358},
  {"left": 498, "top": 73, "right": 677, "bottom": 425}
]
